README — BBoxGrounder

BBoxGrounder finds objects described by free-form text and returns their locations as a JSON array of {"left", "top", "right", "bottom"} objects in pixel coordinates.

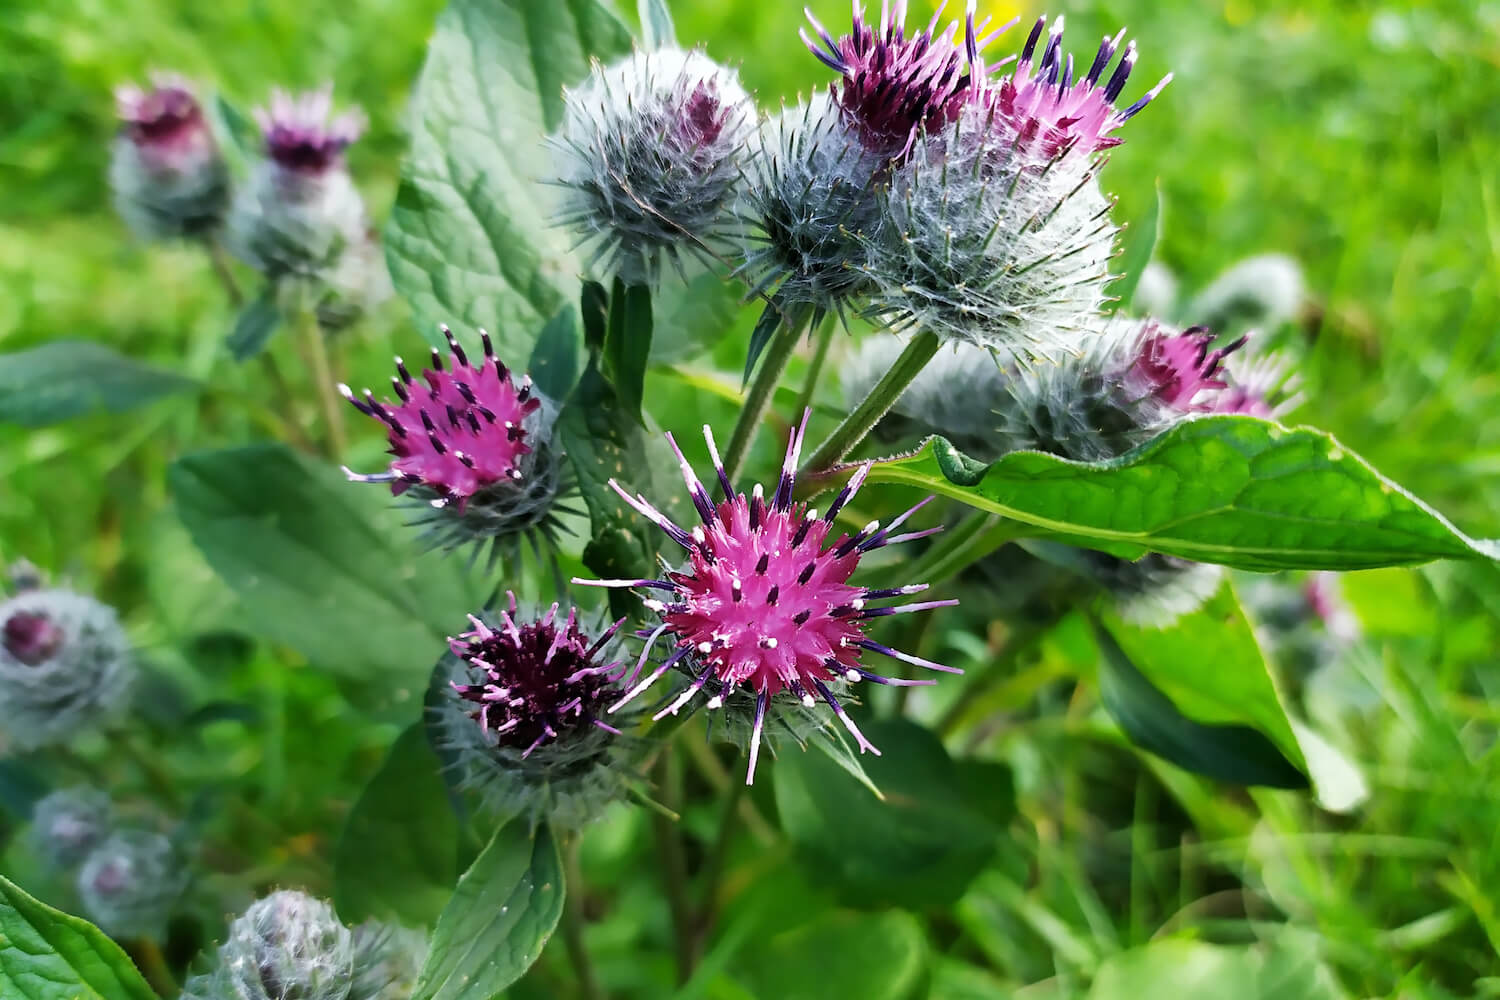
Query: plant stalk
[
  {"left": 560, "top": 833, "right": 604, "bottom": 1000},
  {"left": 205, "top": 237, "right": 243, "bottom": 306},
  {"left": 651, "top": 749, "right": 697, "bottom": 983},
  {"left": 722, "top": 320, "right": 806, "bottom": 484},
  {"left": 693, "top": 777, "right": 747, "bottom": 955},
  {"left": 792, "top": 315, "right": 835, "bottom": 419},
  {"left": 299, "top": 310, "right": 346, "bottom": 457}
]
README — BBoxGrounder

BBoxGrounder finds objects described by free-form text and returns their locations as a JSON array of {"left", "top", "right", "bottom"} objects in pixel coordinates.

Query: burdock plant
[{"left": 111, "top": 74, "right": 231, "bottom": 242}]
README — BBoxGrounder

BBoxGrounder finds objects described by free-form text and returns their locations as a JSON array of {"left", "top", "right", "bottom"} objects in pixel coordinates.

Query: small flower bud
[
  {"left": 111, "top": 74, "right": 230, "bottom": 241},
  {"left": 0, "top": 588, "right": 135, "bottom": 751},
  {"left": 28, "top": 787, "right": 113, "bottom": 870},
  {"left": 76, "top": 831, "right": 186, "bottom": 938},
  {"left": 554, "top": 48, "right": 755, "bottom": 286},
  {"left": 349, "top": 921, "right": 427, "bottom": 1000},
  {"left": 217, "top": 891, "right": 354, "bottom": 1000},
  {"left": 340, "top": 328, "right": 566, "bottom": 563}
]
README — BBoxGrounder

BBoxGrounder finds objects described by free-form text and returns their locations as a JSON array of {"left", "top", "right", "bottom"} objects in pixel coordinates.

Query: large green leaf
[
  {"left": 601, "top": 278, "right": 652, "bottom": 428},
  {"left": 733, "top": 910, "right": 927, "bottom": 1000},
  {"left": 857, "top": 417, "right": 1498, "bottom": 571},
  {"left": 413, "top": 820, "right": 565, "bottom": 1000},
  {"left": 335, "top": 725, "right": 459, "bottom": 928},
  {"left": 773, "top": 717, "right": 1012, "bottom": 908},
  {"left": 168, "top": 443, "right": 475, "bottom": 685},
  {"left": 384, "top": 0, "right": 631, "bottom": 361},
  {"left": 0, "top": 874, "right": 156, "bottom": 1000},
  {"left": 0, "top": 341, "right": 196, "bottom": 427}
]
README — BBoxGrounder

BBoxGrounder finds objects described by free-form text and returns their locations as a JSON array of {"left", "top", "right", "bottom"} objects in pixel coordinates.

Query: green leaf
[
  {"left": 601, "top": 278, "right": 652, "bottom": 427},
  {"left": 1092, "top": 620, "right": 1307, "bottom": 789},
  {"left": 860, "top": 417, "right": 1499, "bottom": 571},
  {"left": 773, "top": 718, "right": 1012, "bottom": 907},
  {"left": 0, "top": 874, "right": 157, "bottom": 1000},
  {"left": 1108, "top": 179, "right": 1162, "bottom": 314},
  {"left": 1088, "top": 937, "right": 1346, "bottom": 1000},
  {"left": 0, "top": 341, "right": 196, "bottom": 427},
  {"left": 580, "top": 280, "right": 609, "bottom": 353},
  {"left": 526, "top": 305, "right": 582, "bottom": 401},
  {"left": 413, "top": 820, "right": 565, "bottom": 1000},
  {"left": 637, "top": 0, "right": 676, "bottom": 49},
  {"left": 734, "top": 910, "right": 927, "bottom": 1000},
  {"left": 226, "top": 287, "right": 282, "bottom": 361},
  {"left": 168, "top": 443, "right": 474, "bottom": 685},
  {"left": 211, "top": 93, "right": 257, "bottom": 155},
  {"left": 648, "top": 264, "right": 741, "bottom": 365},
  {"left": 335, "top": 725, "right": 459, "bottom": 928},
  {"left": 384, "top": 0, "right": 631, "bottom": 363}
]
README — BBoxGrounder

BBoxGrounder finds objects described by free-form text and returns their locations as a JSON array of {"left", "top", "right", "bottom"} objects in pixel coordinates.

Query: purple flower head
[
  {"left": 341, "top": 327, "right": 542, "bottom": 512},
  {"left": 984, "top": 15, "right": 1172, "bottom": 161},
  {"left": 254, "top": 87, "right": 366, "bottom": 174},
  {"left": 803, "top": 0, "right": 1012, "bottom": 157},
  {"left": 115, "top": 75, "right": 216, "bottom": 170},
  {"left": 448, "top": 594, "right": 628, "bottom": 759},
  {"left": 576, "top": 411, "right": 959, "bottom": 783},
  {"left": 1128, "top": 323, "right": 1245, "bottom": 411},
  {"left": 1211, "top": 349, "right": 1303, "bottom": 420},
  {"left": 3, "top": 610, "right": 64, "bottom": 666}
]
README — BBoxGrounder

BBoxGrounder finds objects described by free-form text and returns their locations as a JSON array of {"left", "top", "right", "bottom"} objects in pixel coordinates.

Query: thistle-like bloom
[
  {"left": 350, "top": 922, "right": 428, "bottom": 1000},
  {"left": 219, "top": 891, "right": 354, "bottom": 1000},
  {"left": 554, "top": 48, "right": 755, "bottom": 286},
  {"left": 575, "top": 412, "right": 958, "bottom": 783},
  {"left": 76, "top": 830, "right": 186, "bottom": 938},
  {"left": 1128, "top": 324, "right": 1243, "bottom": 411},
  {"left": 433, "top": 594, "right": 635, "bottom": 827},
  {"left": 982, "top": 15, "right": 1172, "bottom": 162},
  {"left": 341, "top": 327, "right": 566, "bottom": 562},
  {"left": 28, "top": 787, "right": 113, "bottom": 870},
  {"left": 0, "top": 587, "right": 135, "bottom": 751},
  {"left": 111, "top": 74, "right": 230, "bottom": 241},
  {"left": 801, "top": 0, "right": 1009, "bottom": 157}
]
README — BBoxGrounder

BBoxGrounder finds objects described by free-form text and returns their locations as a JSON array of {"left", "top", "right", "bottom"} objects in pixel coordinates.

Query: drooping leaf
[
  {"left": 773, "top": 718, "right": 1012, "bottom": 907},
  {"left": 226, "top": 287, "right": 282, "bottom": 361},
  {"left": 601, "top": 278, "right": 652, "bottom": 427},
  {"left": 0, "top": 341, "right": 196, "bottom": 428},
  {"left": 0, "top": 874, "right": 157, "bottom": 1000},
  {"left": 413, "top": 820, "right": 565, "bottom": 1000},
  {"left": 1108, "top": 180, "right": 1162, "bottom": 314},
  {"left": 733, "top": 909, "right": 927, "bottom": 1000},
  {"left": 384, "top": 0, "right": 631, "bottom": 362},
  {"left": 638, "top": 0, "right": 676, "bottom": 49},
  {"left": 858, "top": 417, "right": 1499, "bottom": 571},
  {"left": 168, "top": 443, "right": 475, "bottom": 686},
  {"left": 335, "top": 725, "right": 459, "bottom": 928}
]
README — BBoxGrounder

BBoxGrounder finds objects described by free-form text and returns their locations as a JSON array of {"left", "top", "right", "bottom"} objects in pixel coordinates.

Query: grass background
[{"left": 2, "top": 0, "right": 1499, "bottom": 996}]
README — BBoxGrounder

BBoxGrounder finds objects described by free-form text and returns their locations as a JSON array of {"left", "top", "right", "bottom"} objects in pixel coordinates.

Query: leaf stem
[
  {"left": 800, "top": 330, "right": 940, "bottom": 477},
  {"left": 792, "top": 314, "right": 835, "bottom": 419},
  {"left": 722, "top": 321, "right": 805, "bottom": 484},
  {"left": 651, "top": 749, "right": 697, "bottom": 983},
  {"left": 560, "top": 833, "right": 604, "bottom": 1000}
]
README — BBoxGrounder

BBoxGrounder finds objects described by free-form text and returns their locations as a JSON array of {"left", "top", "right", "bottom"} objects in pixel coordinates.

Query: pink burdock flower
[
  {"left": 1212, "top": 350, "right": 1303, "bottom": 420},
  {"left": 802, "top": 0, "right": 1011, "bottom": 157},
  {"left": 434, "top": 594, "right": 638, "bottom": 826},
  {"left": 110, "top": 74, "right": 229, "bottom": 240},
  {"left": 983, "top": 15, "right": 1172, "bottom": 161},
  {"left": 341, "top": 327, "right": 566, "bottom": 561},
  {"left": 255, "top": 87, "right": 366, "bottom": 175},
  {"left": 576, "top": 411, "right": 959, "bottom": 783},
  {"left": 1128, "top": 323, "right": 1245, "bottom": 411}
]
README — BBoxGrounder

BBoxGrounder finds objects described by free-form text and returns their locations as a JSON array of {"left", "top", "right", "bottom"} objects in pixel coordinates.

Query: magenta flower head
[
  {"left": 1211, "top": 349, "right": 1303, "bottom": 420},
  {"left": 432, "top": 594, "right": 637, "bottom": 827},
  {"left": 983, "top": 15, "right": 1172, "bottom": 162},
  {"left": 255, "top": 87, "right": 366, "bottom": 175},
  {"left": 802, "top": 0, "right": 1011, "bottom": 157},
  {"left": 110, "top": 74, "right": 229, "bottom": 241},
  {"left": 576, "top": 411, "right": 959, "bottom": 783},
  {"left": 341, "top": 327, "right": 566, "bottom": 563},
  {"left": 1128, "top": 323, "right": 1244, "bottom": 411}
]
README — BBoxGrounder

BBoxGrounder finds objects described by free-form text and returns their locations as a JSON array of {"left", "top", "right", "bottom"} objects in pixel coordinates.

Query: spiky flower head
[
  {"left": 801, "top": 0, "right": 1008, "bottom": 157},
  {"left": 433, "top": 594, "right": 635, "bottom": 827},
  {"left": 349, "top": 922, "right": 427, "bottom": 1000},
  {"left": 981, "top": 16, "right": 1171, "bottom": 163},
  {"left": 341, "top": 327, "right": 566, "bottom": 564},
  {"left": 76, "top": 830, "right": 186, "bottom": 938},
  {"left": 111, "top": 73, "right": 230, "bottom": 241},
  {"left": 28, "top": 787, "right": 113, "bottom": 870},
  {"left": 554, "top": 47, "right": 755, "bottom": 286},
  {"left": 213, "top": 890, "right": 354, "bottom": 1000},
  {"left": 576, "top": 411, "right": 959, "bottom": 783},
  {"left": 0, "top": 587, "right": 135, "bottom": 752}
]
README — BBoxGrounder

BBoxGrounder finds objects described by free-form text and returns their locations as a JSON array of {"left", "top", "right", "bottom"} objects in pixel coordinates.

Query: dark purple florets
[
  {"left": 3, "top": 611, "right": 63, "bottom": 666},
  {"left": 1129, "top": 324, "right": 1245, "bottom": 411},
  {"left": 254, "top": 87, "right": 366, "bottom": 174}
]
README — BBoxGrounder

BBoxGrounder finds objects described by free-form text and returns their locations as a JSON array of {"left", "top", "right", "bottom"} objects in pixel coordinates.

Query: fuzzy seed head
[
  {"left": 555, "top": 48, "right": 754, "bottom": 285},
  {"left": 29, "top": 787, "right": 113, "bottom": 870},
  {"left": 0, "top": 588, "right": 135, "bottom": 752},
  {"left": 76, "top": 831, "right": 186, "bottom": 938},
  {"left": 110, "top": 74, "right": 229, "bottom": 241},
  {"left": 218, "top": 890, "right": 354, "bottom": 1000}
]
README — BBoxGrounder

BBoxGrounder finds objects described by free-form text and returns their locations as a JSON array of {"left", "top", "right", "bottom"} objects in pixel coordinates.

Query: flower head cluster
[
  {"left": 341, "top": 327, "right": 566, "bottom": 563},
  {"left": 76, "top": 830, "right": 186, "bottom": 938},
  {"left": 0, "top": 585, "right": 135, "bottom": 751},
  {"left": 28, "top": 787, "right": 113, "bottom": 870},
  {"left": 111, "top": 75, "right": 230, "bottom": 241},
  {"left": 433, "top": 593, "right": 635, "bottom": 827},
  {"left": 554, "top": 48, "right": 755, "bottom": 285},
  {"left": 576, "top": 412, "right": 958, "bottom": 783}
]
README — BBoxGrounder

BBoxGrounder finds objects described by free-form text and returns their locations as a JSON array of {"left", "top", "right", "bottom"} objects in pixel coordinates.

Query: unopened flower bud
[
  {"left": 77, "top": 831, "right": 186, "bottom": 938},
  {"left": 0, "top": 588, "right": 135, "bottom": 751},
  {"left": 349, "top": 922, "right": 427, "bottom": 1000},
  {"left": 111, "top": 74, "right": 230, "bottom": 241},
  {"left": 218, "top": 890, "right": 354, "bottom": 1000},
  {"left": 29, "top": 787, "right": 113, "bottom": 870},
  {"left": 554, "top": 48, "right": 754, "bottom": 286}
]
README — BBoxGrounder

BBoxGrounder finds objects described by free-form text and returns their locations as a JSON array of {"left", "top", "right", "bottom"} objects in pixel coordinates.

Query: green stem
[
  {"left": 205, "top": 237, "right": 243, "bottom": 307},
  {"left": 693, "top": 778, "right": 747, "bottom": 954},
  {"left": 300, "top": 310, "right": 346, "bottom": 457},
  {"left": 723, "top": 321, "right": 805, "bottom": 484},
  {"left": 792, "top": 316, "right": 835, "bottom": 419},
  {"left": 561, "top": 834, "right": 604, "bottom": 1000},
  {"left": 800, "top": 330, "right": 940, "bottom": 478},
  {"left": 132, "top": 938, "right": 178, "bottom": 997},
  {"left": 651, "top": 750, "right": 696, "bottom": 983}
]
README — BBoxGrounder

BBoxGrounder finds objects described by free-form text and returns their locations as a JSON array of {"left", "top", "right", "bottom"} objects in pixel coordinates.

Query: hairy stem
[
  {"left": 792, "top": 315, "right": 836, "bottom": 419},
  {"left": 560, "top": 834, "right": 604, "bottom": 1000},
  {"left": 722, "top": 321, "right": 805, "bottom": 484},
  {"left": 651, "top": 749, "right": 697, "bottom": 983},
  {"left": 800, "top": 329, "right": 940, "bottom": 477}
]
